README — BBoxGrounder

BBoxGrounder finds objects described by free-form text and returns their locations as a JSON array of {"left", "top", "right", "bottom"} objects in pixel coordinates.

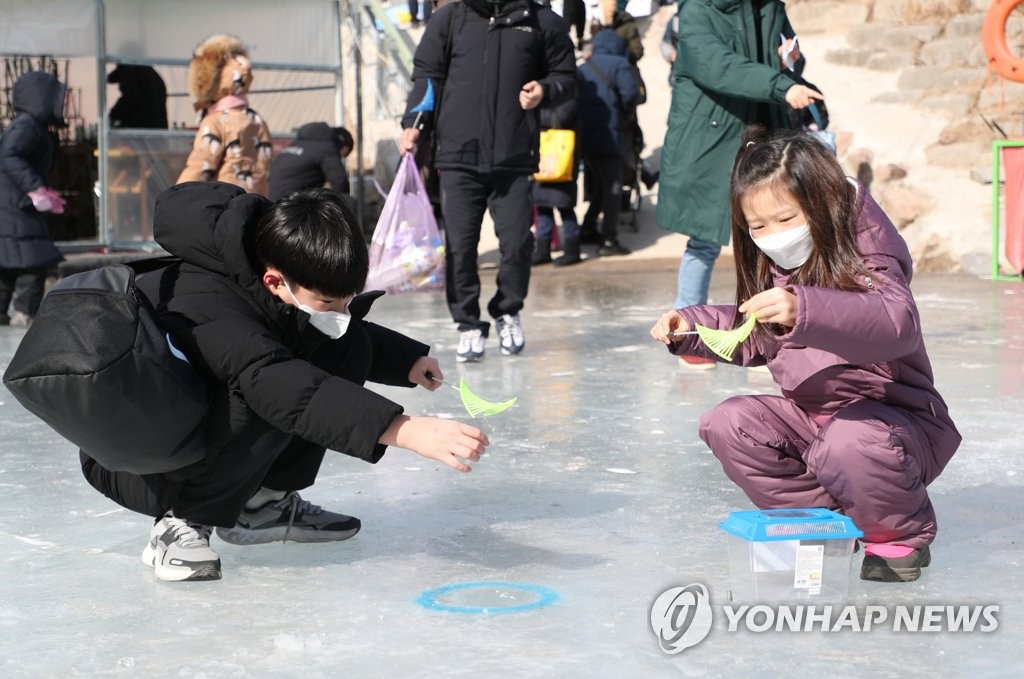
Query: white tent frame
[{"left": 0, "top": 0, "right": 345, "bottom": 249}]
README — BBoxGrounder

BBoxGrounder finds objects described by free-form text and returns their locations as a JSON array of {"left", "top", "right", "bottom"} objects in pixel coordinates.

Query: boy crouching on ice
[{"left": 81, "top": 182, "right": 488, "bottom": 581}]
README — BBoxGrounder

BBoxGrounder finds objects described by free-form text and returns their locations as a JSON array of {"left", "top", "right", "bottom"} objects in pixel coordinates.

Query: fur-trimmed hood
[{"left": 187, "top": 34, "right": 254, "bottom": 111}]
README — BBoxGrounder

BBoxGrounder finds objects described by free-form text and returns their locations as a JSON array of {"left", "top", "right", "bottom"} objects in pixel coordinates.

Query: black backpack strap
[
  {"left": 583, "top": 60, "right": 622, "bottom": 112},
  {"left": 125, "top": 254, "right": 180, "bottom": 274},
  {"left": 126, "top": 255, "right": 182, "bottom": 314}
]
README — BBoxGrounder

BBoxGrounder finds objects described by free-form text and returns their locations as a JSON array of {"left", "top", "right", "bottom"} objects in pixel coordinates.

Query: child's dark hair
[
  {"left": 250, "top": 188, "right": 368, "bottom": 297},
  {"left": 730, "top": 126, "right": 867, "bottom": 340}
]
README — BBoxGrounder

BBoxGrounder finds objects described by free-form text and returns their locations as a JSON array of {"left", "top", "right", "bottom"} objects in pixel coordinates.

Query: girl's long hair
[{"left": 729, "top": 126, "right": 866, "bottom": 343}]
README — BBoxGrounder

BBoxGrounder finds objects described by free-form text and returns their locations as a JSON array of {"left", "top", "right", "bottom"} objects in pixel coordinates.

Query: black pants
[
  {"left": 440, "top": 170, "right": 534, "bottom": 335},
  {"left": 582, "top": 154, "right": 623, "bottom": 243},
  {"left": 80, "top": 425, "right": 328, "bottom": 527},
  {"left": 408, "top": 0, "right": 431, "bottom": 23},
  {"left": 0, "top": 268, "right": 47, "bottom": 319},
  {"left": 562, "top": 0, "right": 586, "bottom": 46}
]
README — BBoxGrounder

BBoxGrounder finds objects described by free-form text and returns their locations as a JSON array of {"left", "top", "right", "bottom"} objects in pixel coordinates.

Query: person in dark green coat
[{"left": 655, "top": 0, "right": 822, "bottom": 367}]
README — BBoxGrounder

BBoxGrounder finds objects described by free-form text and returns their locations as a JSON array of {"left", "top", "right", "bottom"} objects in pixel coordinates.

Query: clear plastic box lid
[{"left": 719, "top": 508, "right": 863, "bottom": 542}]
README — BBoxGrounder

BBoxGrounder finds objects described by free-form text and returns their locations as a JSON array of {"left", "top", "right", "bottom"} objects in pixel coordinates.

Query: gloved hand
[{"left": 27, "top": 186, "right": 66, "bottom": 214}]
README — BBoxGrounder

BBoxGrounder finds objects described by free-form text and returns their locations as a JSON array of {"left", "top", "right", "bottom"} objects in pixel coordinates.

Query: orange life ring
[{"left": 983, "top": 0, "right": 1024, "bottom": 82}]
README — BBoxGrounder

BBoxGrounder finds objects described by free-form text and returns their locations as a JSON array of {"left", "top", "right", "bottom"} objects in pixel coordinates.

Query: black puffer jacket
[
  {"left": 402, "top": 0, "right": 576, "bottom": 174},
  {"left": 136, "top": 181, "right": 429, "bottom": 464},
  {"left": 0, "top": 71, "right": 65, "bottom": 271},
  {"left": 268, "top": 122, "right": 349, "bottom": 201}
]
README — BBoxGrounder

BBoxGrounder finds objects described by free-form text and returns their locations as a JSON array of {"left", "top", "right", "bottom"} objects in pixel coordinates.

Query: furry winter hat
[{"left": 187, "top": 34, "right": 253, "bottom": 111}]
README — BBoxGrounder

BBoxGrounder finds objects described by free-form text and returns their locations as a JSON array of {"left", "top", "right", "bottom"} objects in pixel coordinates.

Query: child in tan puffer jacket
[{"left": 177, "top": 34, "right": 273, "bottom": 197}]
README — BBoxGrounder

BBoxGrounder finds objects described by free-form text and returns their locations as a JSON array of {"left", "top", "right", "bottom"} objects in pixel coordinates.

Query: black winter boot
[
  {"left": 531, "top": 237, "right": 552, "bottom": 265},
  {"left": 553, "top": 237, "right": 582, "bottom": 266},
  {"left": 579, "top": 223, "right": 602, "bottom": 244},
  {"left": 641, "top": 165, "right": 659, "bottom": 190}
]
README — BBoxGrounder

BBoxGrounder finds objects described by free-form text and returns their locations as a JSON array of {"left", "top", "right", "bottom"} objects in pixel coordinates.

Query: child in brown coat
[{"left": 177, "top": 34, "right": 273, "bottom": 196}]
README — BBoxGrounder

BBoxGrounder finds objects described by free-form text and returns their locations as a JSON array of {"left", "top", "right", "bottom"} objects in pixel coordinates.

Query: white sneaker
[
  {"left": 495, "top": 314, "right": 525, "bottom": 355},
  {"left": 141, "top": 514, "right": 221, "bottom": 582},
  {"left": 8, "top": 311, "right": 31, "bottom": 327},
  {"left": 456, "top": 329, "right": 485, "bottom": 363}
]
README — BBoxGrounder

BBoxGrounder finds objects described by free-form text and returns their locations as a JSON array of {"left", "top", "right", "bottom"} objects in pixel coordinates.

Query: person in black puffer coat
[
  {"left": 268, "top": 122, "right": 353, "bottom": 202},
  {"left": 81, "top": 182, "right": 489, "bottom": 582},
  {"left": 398, "top": 0, "right": 575, "bottom": 363},
  {"left": 0, "top": 71, "right": 67, "bottom": 326}
]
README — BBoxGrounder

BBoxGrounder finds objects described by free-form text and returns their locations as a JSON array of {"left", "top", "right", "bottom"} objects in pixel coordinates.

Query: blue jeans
[
  {"left": 536, "top": 206, "right": 580, "bottom": 241},
  {"left": 674, "top": 237, "right": 722, "bottom": 308}
]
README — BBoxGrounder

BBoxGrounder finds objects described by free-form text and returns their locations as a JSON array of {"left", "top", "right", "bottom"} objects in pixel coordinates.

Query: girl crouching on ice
[{"left": 650, "top": 127, "right": 961, "bottom": 582}]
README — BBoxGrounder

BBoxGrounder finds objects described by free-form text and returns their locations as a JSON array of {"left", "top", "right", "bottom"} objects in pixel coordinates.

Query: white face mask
[
  {"left": 750, "top": 224, "right": 814, "bottom": 270},
  {"left": 282, "top": 280, "right": 351, "bottom": 339}
]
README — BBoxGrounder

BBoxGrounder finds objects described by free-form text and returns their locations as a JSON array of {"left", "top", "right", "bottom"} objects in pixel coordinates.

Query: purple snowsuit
[{"left": 671, "top": 188, "right": 961, "bottom": 549}]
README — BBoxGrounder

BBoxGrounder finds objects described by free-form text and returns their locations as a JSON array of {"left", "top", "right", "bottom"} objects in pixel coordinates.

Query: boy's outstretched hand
[
  {"left": 380, "top": 415, "right": 490, "bottom": 473},
  {"left": 650, "top": 309, "right": 688, "bottom": 345},
  {"left": 409, "top": 355, "right": 443, "bottom": 390}
]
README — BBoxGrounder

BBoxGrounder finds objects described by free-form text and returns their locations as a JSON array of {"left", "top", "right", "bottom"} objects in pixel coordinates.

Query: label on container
[{"left": 793, "top": 543, "right": 824, "bottom": 592}]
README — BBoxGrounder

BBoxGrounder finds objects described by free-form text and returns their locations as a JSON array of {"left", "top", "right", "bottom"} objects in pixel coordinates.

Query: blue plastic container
[{"left": 720, "top": 509, "right": 863, "bottom": 602}]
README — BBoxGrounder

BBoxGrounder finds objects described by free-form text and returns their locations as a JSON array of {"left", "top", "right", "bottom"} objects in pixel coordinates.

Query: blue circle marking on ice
[{"left": 416, "top": 581, "right": 560, "bottom": 614}]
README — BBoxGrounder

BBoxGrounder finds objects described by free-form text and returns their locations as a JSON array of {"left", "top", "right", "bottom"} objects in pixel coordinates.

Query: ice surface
[{"left": 0, "top": 265, "right": 1021, "bottom": 677}]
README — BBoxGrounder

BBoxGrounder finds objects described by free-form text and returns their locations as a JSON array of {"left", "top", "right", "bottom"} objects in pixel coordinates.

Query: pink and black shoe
[{"left": 860, "top": 543, "right": 931, "bottom": 582}]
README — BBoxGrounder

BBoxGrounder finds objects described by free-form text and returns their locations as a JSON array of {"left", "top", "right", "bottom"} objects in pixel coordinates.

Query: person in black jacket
[
  {"left": 80, "top": 183, "right": 489, "bottom": 582},
  {"left": 398, "top": 0, "right": 575, "bottom": 364},
  {"left": 268, "top": 122, "right": 353, "bottom": 202},
  {"left": 107, "top": 64, "right": 169, "bottom": 129},
  {"left": 0, "top": 71, "right": 67, "bottom": 326}
]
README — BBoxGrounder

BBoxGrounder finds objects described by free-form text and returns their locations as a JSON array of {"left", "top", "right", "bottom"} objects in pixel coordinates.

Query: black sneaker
[
  {"left": 216, "top": 492, "right": 361, "bottom": 545},
  {"left": 860, "top": 545, "right": 931, "bottom": 582},
  {"left": 641, "top": 168, "right": 659, "bottom": 190},
  {"left": 597, "top": 240, "right": 631, "bottom": 257}
]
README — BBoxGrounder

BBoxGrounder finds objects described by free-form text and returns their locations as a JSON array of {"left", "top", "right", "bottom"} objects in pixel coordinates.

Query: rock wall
[{"left": 788, "top": 0, "right": 1022, "bottom": 274}]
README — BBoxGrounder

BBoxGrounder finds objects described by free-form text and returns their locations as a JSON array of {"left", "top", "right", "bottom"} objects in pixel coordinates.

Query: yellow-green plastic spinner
[
  {"left": 430, "top": 375, "right": 517, "bottom": 418},
  {"left": 694, "top": 314, "right": 757, "bottom": 361},
  {"left": 457, "top": 378, "right": 517, "bottom": 418}
]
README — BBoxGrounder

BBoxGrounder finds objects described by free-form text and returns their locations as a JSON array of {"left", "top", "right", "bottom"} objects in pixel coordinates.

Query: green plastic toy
[
  {"left": 430, "top": 376, "right": 517, "bottom": 418},
  {"left": 695, "top": 314, "right": 758, "bottom": 360},
  {"left": 670, "top": 314, "right": 758, "bottom": 361}
]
